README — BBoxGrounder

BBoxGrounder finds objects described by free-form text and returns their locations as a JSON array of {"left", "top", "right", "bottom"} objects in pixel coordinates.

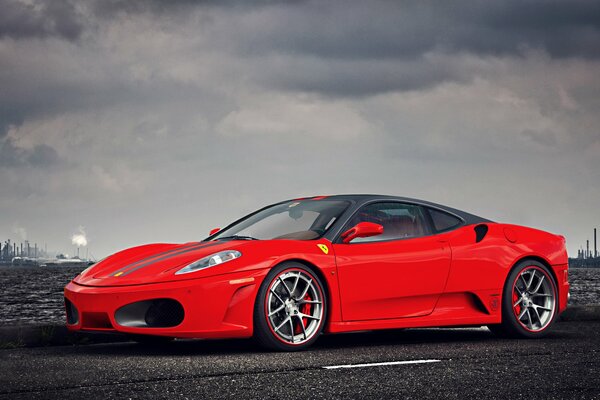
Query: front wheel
[
  {"left": 488, "top": 260, "right": 558, "bottom": 338},
  {"left": 254, "top": 262, "right": 327, "bottom": 351}
]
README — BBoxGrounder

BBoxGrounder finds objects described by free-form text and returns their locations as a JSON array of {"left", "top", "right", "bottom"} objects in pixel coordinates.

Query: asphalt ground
[{"left": 1, "top": 321, "right": 599, "bottom": 400}]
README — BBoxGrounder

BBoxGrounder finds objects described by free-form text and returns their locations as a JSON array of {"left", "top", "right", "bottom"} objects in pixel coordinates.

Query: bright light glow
[{"left": 71, "top": 226, "right": 88, "bottom": 247}]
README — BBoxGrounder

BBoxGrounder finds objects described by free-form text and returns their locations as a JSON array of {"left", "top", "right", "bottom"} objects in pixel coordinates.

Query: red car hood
[{"left": 73, "top": 241, "right": 247, "bottom": 287}]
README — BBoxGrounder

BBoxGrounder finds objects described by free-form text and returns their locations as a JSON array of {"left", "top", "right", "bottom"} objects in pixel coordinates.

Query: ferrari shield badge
[{"left": 317, "top": 244, "right": 329, "bottom": 254}]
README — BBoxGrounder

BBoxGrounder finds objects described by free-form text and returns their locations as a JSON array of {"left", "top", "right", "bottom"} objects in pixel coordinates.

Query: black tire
[
  {"left": 254, "top": 262, "right": 327, "bottom": 351},
  {"left": 488, "top": 260, "right": 558, "bottom": 338}
]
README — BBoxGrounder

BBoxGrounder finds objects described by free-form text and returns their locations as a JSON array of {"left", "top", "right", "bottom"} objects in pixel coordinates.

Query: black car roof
[{"left": 298, "top": 194, "right": 493, "bottom": 225}]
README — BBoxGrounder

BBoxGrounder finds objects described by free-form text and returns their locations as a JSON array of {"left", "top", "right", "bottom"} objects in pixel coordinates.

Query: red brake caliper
[
  {"left": 513, "top": 285, "right": 520, "bottom": 318},
  {"left": 294, "top": 293, "right": 312, "bottom": 335}
]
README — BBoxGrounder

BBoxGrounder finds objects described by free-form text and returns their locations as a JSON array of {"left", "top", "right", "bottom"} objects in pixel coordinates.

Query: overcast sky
[{"left": 1, "top": 0, "right": 599, "bottom": 258}]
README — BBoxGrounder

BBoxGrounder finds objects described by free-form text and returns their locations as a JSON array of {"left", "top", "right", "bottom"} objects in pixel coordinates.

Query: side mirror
[
  {"left": 209, "top": 227, "right": 221, "bottom": 236},
  {"left": 340, "top": 222, "right": 384, "bottom": 244}
]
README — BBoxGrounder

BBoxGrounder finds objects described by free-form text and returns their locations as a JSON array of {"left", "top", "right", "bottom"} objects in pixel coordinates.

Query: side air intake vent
[{"left": 474, "top": 224, "right": 488, "bottom": 243}]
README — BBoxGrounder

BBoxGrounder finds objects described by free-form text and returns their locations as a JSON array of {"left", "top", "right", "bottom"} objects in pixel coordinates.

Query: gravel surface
[{"left": 0, "top": 321, "right": 598, "bottom": 399}]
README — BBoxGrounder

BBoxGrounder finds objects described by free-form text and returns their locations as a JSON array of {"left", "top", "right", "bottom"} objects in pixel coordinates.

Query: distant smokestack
[
  {"left": 595, "top": 228, "right": 597, "bottom": 258},
  {"left": 587, "top": 239, "right": 590, "bottom": 259}
]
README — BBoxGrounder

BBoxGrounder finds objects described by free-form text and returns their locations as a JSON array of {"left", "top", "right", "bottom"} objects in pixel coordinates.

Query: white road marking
[{"left": 323, "top": 359, "right": 442, "bottom": 369}]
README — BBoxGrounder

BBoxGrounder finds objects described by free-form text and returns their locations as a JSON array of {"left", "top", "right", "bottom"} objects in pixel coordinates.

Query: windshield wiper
[{"left": 214, "top": 235, "right": 259, "bottom": 241}]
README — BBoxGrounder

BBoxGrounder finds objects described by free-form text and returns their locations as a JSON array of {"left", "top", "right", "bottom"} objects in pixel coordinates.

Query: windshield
[{"left": 211, "top": 200, "right": 350, "bottom": 241}]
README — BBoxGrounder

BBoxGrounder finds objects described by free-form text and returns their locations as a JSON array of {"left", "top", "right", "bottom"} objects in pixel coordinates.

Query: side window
[
  {"left": 428, "top": 208, "right": 463, "bottom": 232},
  {"left": 346, "top": 202, "right": 431, "bottom": 243}
]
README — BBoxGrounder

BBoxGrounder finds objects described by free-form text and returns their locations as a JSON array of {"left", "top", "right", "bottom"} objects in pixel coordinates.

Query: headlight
[{"left": 175, "top": 250, "right": 242, "bottom": 275}]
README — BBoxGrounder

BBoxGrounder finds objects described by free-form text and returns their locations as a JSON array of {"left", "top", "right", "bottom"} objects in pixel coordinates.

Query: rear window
[{"left": 428, "top": 208, "right": 463, "bottom": 232}]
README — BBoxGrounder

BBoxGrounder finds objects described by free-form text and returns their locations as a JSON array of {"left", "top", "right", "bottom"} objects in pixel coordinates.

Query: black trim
[
  {"left": 425, "top": 207, "right": 465, "bottom": 234},
  {"left": 474, "top": 224, "right": 489, "bottom": 243}
]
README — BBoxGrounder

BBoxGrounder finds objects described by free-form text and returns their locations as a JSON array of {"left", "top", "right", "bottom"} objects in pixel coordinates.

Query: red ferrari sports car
[{"left": 64, "top": 195, "right": 569, "bottom": 350}]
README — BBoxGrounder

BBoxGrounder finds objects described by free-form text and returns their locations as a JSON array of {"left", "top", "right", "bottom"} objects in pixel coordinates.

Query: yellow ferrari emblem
[
  {"left": 317, "top": 244, "right": 329, "bottom": 254},
  {"left": 114, "top": 271, "right": 124, "bottom": 277}
]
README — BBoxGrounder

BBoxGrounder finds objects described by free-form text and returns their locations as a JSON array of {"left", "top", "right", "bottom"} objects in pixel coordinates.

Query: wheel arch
[
  {"left": 261, "top": 258, "right": 332, "bottom": 327},
  {"left": 509, "top": 255, "right": 559, "bottom": 294},
  {"left": 278, "top": 258, "right": 331, "bottom": 306},
  {"left": 499, "top": 255, "right": 561, "bottom": 323},
  {"left": 492, "top": 255, "right": 560, "bottom": 335}
]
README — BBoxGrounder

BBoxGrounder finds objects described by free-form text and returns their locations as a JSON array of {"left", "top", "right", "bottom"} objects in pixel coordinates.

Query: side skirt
[{"left": 327, "top": 290, "right": 502, "bottom": 333}]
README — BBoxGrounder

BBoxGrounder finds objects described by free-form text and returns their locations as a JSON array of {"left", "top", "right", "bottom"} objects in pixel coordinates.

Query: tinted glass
[
  {"left": 428, "top": 208, "right": 463, "bottom": 232},
  {"left": 346, "top": 202, "right": 430, "bottom": 243},
  {"left": 211, "top": 200, "right": 350, "bottom": 241}
]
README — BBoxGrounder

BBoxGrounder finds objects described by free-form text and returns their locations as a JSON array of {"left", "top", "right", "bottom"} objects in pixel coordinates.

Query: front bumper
[{"left": 64, "top": 269, "right": 267, "bottom": 339}]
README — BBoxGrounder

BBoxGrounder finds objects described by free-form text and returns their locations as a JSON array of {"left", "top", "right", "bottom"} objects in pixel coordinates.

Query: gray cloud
[
  {"left": 0, "top": 0, "right": 83, "bottom": 40},
  {"left": 90, "top": 0, "right": 300, "bottom": 16},
  {"left": 234, "top": 0, "right": 600, "bottom": 60},
  {"left": 0, "top": 138, "right": 59, "bottom": 168},
  {"left": 219, "top": 0, "right": 600, "bottom": 96},
  {"left": 0, "top": 0, "right": 598, "bottom": 257},
  {"left": 85, "top": 0, "right": 600, "bottom": 66},
  {"left": 252, "top": 54, "right": 474, "bottom": 97}
]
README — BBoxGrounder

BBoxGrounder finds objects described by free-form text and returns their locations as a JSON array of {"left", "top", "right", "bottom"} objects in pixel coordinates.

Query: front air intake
[{"left": 115, "top": 299, "right": 184, "bottom": 328}]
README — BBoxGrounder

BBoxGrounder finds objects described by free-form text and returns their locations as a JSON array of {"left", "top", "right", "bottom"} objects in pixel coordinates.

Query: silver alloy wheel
[
  {"left": 512, "top": 267, "right": 556, "bottom": 332},
  {"left": 266, "top": 270, "right": 324, "bottom": 345}
]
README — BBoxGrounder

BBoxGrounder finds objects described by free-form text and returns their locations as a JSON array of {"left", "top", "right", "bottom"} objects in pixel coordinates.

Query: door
[{"left": 333, "top": 202, "right": 451, "bottom": 321}]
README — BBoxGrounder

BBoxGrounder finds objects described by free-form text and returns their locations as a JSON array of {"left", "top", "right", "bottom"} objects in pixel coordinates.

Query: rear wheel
[
  {"left": 488, "top": 260, "right": 558, "bottom": 338},
  {"left": 254, "top": 262, "right": 327, "bottom": 351}
]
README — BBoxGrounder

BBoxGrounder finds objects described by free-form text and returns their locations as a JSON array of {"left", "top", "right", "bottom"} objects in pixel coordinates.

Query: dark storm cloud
[
  {"left": 87, "top": 0, "right": 597, "bottom": 97},
  {"left": 1, "top": 0, "right": 598, "bottom": 104},
  {"left": 85, "top": 0, "right": 600, "bottom": 62},
  {"left": 260, "top": 57, "right": 470, "bottom": 97},
  {"left": 0, "top": 70, "right": 117, "bottom": 137},
  {"left": 89, "top": 0, "right": 298, "bottom": 17},
  {"left": 0, "top": 138, "right": 59, "bottom": 168},
  {"left": 236, "top": 0, "right": 600, "bottom": 60},
  {"left": 0, "top": 0, "right": 83, "bottom": 40}
]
